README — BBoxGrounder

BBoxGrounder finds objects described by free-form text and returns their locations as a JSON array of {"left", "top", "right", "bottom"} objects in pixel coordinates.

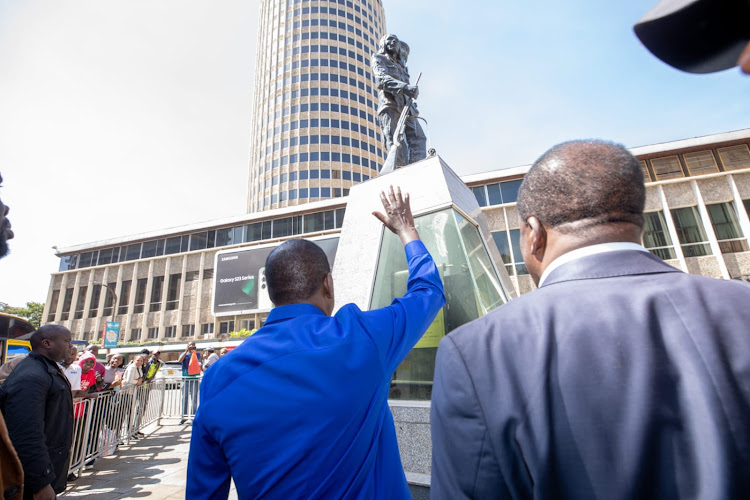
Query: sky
[{"left": 0, "top": 0, "right": 748, "bottom": 308}]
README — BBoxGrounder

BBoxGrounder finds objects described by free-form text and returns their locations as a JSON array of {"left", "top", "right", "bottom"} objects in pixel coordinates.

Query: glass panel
[
  {"left": 370, "top": 208, "right": 508, "bottom": 401},
  {"left": 215, "top": 228, "right": 233, "bottom": 247},
  {"left": 273, "top": 217, "right": 295, "bottom": 238},
  {"left": 671, "top": 206, "right": 709, "bottom": 250},
  {"left": 707, "top": 202, "right": 743, "bottom": 240},
  {"left": 491, "top": 231, "right": 512, "bottom": 265},
  {"left": 471, "top": 186, "right": 487, "bottom": 207},
  {"left": 335, "top": 208, "right": 346, "bottom": 228},
  {"left": 744, "top": 199, "right": 750, "bottom": 218},
  {"left": 97, "top": 248, "right": 115, "bottom": 266},
  {"left": 141, "top": 240, "right": 158, "bottom": 258},
  {"left": 642, "top": 211, "right": 676, "bottom": 260},
  {"left": 324, "top": 210, "right": 335, "bottom": 229},
  {"left": 165, "top": 236, "right": 182, "bottom": 255},
  {"left": 486, "top": 183, "right": 502, "bottom": 205},
  {"left": 247, "top": 223, "right": 263, "bottom": 242},
  {"left": 118, "top": 281, "right": 131, "bottom": 315},
  {"left": 500, "top": 180, "right": 522, "bottom": 204},
  {"left": 189, "top": 232, "right": 208, "bottom": 251},
  {"left": 304, "top": 212, "right": 325, "bottom": 232},
  {"left": 124, "top": 244, "right": 142, "bottom": 261},
  {"left": 508, "top": 229, "right": 528, "bottom": 275}
]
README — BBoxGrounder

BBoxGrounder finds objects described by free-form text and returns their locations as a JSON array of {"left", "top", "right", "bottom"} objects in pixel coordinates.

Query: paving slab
[{"left": 61, "top": 423, "right": 238, "bottom": 500}]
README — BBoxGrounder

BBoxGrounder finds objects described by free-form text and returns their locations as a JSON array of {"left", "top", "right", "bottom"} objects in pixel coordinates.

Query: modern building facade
[
  {"left": 45, "top": 129, "right": 750, "bottom": 348},
  {"left": 247, "top": 0, "right": 387, "bottom": 213}
]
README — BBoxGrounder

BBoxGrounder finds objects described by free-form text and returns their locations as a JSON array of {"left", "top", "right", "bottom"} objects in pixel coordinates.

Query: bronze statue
[{"left": 371, "top": 34, "right": 427, "bottom": 173}]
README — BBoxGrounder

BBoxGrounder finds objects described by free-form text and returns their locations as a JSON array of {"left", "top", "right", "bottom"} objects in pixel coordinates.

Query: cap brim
[{"left": 634, "top": 0, "right": 750, "bottom": 73}]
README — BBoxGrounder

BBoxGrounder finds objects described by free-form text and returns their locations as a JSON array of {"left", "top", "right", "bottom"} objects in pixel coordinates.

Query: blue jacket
[
  {"left": 431, "top": 250, "right": 750, "bottom": 499},
  {"left": 188, "top": 240, "right": 445, "bottom": 499}
]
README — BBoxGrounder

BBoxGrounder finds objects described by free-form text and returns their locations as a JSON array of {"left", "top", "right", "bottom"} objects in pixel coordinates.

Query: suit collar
[{"left": 541, "top": 250, "right": 682, "bottom": 288}]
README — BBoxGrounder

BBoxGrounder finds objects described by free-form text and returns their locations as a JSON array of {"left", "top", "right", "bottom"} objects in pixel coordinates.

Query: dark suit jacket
[
  {"left": 431, "top": 250, "right": 750, "bottom": 499},
  {"left": 0, "top": 353, "right": 73, "bottom": 496}
]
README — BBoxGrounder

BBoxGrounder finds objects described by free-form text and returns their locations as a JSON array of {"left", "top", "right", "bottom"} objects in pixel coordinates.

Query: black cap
[{"left": 634, "top": 0, "right": 750, "bottom": 73}]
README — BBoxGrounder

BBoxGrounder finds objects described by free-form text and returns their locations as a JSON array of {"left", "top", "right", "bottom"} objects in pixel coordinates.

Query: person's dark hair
[
  {"left": 265, "top": 239, "right": 331, "bottom": 306},
  {"left": 517, "top": 140, "right": 646, "bottom": 233},
  {"left": 30, "top": 324, "right": 68, "bottom": 350},
  {"left": 140, "top": 349, "right": 150, "bottom": 355}
]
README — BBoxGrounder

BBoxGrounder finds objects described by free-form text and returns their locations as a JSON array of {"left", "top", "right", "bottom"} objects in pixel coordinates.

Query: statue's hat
[{"left": 634, "top": 0, "right": 750, "bottom": 73}]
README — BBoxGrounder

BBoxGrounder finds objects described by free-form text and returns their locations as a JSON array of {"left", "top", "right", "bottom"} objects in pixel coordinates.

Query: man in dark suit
[{"left": 430, "top": 140, "right": 750, "bottom": 499}]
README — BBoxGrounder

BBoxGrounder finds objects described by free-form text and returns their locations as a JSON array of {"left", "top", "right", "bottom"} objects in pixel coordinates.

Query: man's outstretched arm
[{"left": 365, "top": 185, "right": 446, "bottom": 372}]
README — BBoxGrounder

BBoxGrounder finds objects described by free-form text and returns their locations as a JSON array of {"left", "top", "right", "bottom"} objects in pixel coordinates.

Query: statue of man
[{"left": 371, "top": 34, "right": 427, "bottom": 169}]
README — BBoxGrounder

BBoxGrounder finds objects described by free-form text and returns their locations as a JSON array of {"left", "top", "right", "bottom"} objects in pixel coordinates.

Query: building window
[
  {"left": 149, "top": 276, "right": 164, "bottom": 312},
  {"left": 47, "top": 290, "right": 60, "bottom": 322},
  {"left": 87, "top": 285, "right": 102, "bottom": 318},
  {"left": 118, "top": 280, "right": 132, "bottom": 315},
  {"left": 147, "top": 327, "right": 159, "bottom": 339},
  {"left": 130, "top": 328, "right": 141, "bottom": 341},
  {"left": 166, "top": 274, "right": 181, "bottom": 311},
  {"left": 201, "top": 323, "right": 214, "bottom": 336},
  {"left": 706, "top": 202, "right": 749, "bottom": 253},
  {"left": 239, "top": 319, "right": 255, "bottom": 331},
  {"left": 219, "top": 321, "right": 235, "bottom": 335},
  {"left": 74, "top": 286, "right": 87, "bottom": 320},
  {"left": 670, "top": 206, "right": 711, "bottom": 257},
  {"left": 491, "top": 230, "right": 528, "bottom": 276},
  {"left": 133, "top": 278, "right": 147, "bottom": 313},
  {"left": 202, "top": 269, "right": 214, "bottom": 281},
  {"left": 744, "top": 199, "right": 750, "bottom": 218},
  {"left": 182, "top": 324, "right": 195, "bottom": 337},
  {"left": 102, "top": 282, "right": 116, "bottom": 317},
  {"left": 642, "top": 211, "right": 676, "bottom": 260},
  {"left": 165, "top": 326, "right": 177, "bottom": 338}
]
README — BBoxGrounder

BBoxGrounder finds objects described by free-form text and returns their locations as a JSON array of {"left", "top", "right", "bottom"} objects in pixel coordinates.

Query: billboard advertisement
[
  {"left": 212, "top": 236, "right": 339, "bottom": 316},
  {"left": 103, "top": 321, "right": 120, "bottom": 348}
]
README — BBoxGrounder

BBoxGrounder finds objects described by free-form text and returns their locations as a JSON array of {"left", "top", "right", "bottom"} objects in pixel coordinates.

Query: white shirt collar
[{"left": 538, "top": 242, "right": 649, "bottom": 287}]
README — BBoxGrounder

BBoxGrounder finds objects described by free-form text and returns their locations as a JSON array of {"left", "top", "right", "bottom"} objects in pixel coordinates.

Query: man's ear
[
  {"left": 526, "top": 216, "right": 547, "bottom": 260},
  {"left": 322, "top": 273, "right": 334, "bottom": 299}
]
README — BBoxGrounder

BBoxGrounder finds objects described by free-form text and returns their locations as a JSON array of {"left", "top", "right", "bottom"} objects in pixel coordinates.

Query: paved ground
[{"left": 61, "top": 421, "right": 237, "bottom": 500}]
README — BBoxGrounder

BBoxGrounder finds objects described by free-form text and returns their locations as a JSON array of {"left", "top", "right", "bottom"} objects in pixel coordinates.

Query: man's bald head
[
  {"left": 30, "top": 324, "right": 72, "bottom": 363},
  {"left": 266, "top": 239, "right": 331, "bottom": 306},
  {"left": 517, "top": 140, "right": 646, "bottom": 234}
]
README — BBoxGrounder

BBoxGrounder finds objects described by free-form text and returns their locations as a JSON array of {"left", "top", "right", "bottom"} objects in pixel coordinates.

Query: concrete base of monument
[{"left": 333, "top": 155, "right": 516, "bottom": 492}]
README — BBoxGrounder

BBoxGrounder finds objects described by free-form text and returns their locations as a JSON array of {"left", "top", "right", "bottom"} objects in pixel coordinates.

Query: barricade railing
[{"left": 68, "top": 378, "right": 194, "bottom": 477}]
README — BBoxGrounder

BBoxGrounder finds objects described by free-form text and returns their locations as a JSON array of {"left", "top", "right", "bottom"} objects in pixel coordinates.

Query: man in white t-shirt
[
  {"left": 60, "top": 345, "right": 81, "bottom": 391},
  {"left": 203, "top": 346, "right": 219, "bottom": 370}
]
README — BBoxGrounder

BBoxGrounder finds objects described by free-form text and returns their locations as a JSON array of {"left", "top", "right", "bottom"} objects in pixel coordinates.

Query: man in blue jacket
[{"left": 187, "top": 186, "right": 445, "bottom": 499}]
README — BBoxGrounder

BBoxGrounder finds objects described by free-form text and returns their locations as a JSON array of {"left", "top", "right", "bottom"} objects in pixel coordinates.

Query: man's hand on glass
[{"left": 373, "top": 185, "right": 419, "bottom": 245}]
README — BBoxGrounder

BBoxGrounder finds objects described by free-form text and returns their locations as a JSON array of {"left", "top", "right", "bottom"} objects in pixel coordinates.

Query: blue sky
[{"left": 0, "top": 0, "right": 747, "bottom": 307}]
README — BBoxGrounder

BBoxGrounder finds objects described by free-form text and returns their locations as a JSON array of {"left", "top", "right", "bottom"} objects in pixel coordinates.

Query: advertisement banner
[
  {"left": 103, "top": 321, "right": 120, "bottom": 348},
  {"left": 213, "top": 236, "right": 339, "bottom": 316}
]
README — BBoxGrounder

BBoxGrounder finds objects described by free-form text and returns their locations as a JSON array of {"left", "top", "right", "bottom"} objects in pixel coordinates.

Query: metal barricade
[{"left": 68, "top": 377, "right": 202, "bottom": 476}]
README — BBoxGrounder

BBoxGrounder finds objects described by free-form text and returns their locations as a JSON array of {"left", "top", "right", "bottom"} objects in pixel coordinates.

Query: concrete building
[
  {"left": 45, "top": 128, "right": 750, "bottom": 345},
  {"left": 43, "top": 128, "right": 750, "bottom": 494},
  {"left": 247, "top": 0, "right": 387, "bottom": 213}
]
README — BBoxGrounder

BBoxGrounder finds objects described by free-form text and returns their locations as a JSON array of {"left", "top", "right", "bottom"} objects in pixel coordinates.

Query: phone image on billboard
[{"left": 258, "top": 266, "right": 273, "bottom": 310}]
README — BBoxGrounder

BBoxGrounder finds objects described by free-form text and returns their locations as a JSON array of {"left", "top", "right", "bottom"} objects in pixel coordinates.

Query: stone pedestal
[{"left": 332, "top": 155, "right": 516, "bottom": 487}]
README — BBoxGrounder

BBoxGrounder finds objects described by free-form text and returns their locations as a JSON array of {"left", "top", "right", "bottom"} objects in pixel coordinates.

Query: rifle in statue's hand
[{"left": 381, "top": 72, "right": 422, "bottom": 174}]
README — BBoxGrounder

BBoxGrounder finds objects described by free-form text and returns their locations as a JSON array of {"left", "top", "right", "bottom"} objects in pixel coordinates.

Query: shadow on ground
[{"left": 61, "top": 423, "right": 193, "bottom": 500}]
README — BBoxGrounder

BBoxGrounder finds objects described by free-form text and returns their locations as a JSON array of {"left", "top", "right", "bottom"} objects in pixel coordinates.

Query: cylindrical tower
[{"left": 247, "top": 0, "right": 387, "bottom": 213}]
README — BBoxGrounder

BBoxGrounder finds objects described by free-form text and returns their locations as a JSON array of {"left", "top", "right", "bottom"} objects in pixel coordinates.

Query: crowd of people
[{"left": 0, "top": 325, "right": 170, "bottom": 499}]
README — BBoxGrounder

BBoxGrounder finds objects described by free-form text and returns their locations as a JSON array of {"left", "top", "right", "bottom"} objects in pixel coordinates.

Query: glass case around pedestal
[{"left": 370, "top": 207, "right": 509, "bottom": 401}]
